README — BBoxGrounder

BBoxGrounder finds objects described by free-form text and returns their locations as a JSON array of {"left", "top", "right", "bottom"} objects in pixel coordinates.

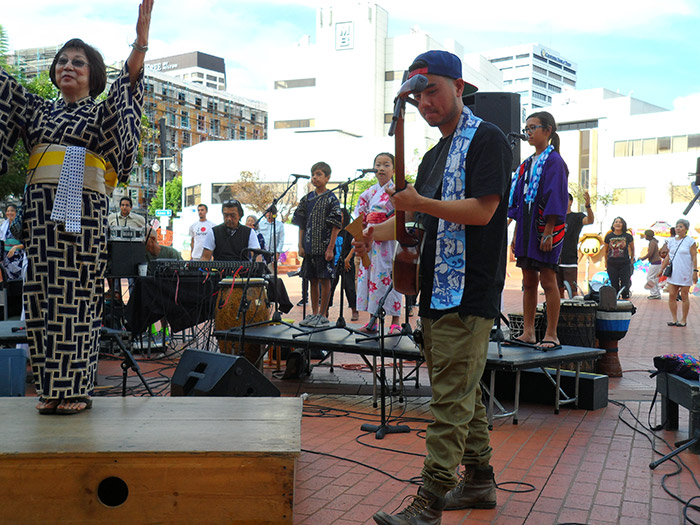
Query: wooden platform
[{"left": 0, "top": 397, "right": 301, "bottom": 524}]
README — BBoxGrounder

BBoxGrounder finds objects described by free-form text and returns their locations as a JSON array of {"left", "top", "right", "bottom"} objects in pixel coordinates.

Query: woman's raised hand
[{"left": 136, "top": 0, "right": 154, "bottom": 47}]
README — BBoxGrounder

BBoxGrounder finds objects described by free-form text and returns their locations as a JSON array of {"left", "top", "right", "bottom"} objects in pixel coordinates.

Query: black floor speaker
[
  {"left": 171, "top": 349, "right": 280, "bottom": 397},
  {"left": 464, "top": 91, "right": 521, "bottom": 172}
]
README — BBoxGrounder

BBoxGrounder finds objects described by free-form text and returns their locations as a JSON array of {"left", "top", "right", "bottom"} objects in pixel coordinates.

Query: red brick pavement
[{"left": 32, "top": 263, "right": 699, "bottom": 524}]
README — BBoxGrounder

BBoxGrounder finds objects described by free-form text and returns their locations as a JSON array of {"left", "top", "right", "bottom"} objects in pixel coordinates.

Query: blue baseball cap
[{"left": 408, "top": 50, "right": 478, "bottom": 94}]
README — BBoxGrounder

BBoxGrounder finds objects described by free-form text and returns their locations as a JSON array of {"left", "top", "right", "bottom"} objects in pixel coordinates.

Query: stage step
[{"left": 0, "top": 397, "right": 301, "bottom": 524}]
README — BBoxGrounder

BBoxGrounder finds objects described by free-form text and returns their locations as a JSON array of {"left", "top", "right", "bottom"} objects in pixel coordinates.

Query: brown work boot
[
  {"left": 373, "top": 487, "right": 445, "bottom": 525},
  {"left": 444, "top": 465, "right": 497, "bottom": 510}
]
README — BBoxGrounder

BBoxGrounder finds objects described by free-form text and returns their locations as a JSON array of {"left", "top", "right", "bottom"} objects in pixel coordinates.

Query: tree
[
  {"left": 228, "top": 171, "right": 299, "bottom": 222},
  {"left": 148, "top": 174, "right": 182, "bottom": 217}
]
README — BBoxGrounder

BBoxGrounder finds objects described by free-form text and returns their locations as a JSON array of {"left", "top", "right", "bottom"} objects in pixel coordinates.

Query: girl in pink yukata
[{"left": 352, "top": 153, "right": 403, "bottom": 333}]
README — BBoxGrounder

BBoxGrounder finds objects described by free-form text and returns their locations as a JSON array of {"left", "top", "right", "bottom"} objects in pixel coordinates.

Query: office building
[
  {"left": 145, "top": 51, "right": 226, "bottom": 91},
  {"left": 477, "top": 43, "right": 578, "bottom": 117}
]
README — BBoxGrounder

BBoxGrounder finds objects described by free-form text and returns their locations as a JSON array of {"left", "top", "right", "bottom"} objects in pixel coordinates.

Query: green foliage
[
  {"left": 0, "top": 27, "right": 59, "bottom": 200},
  {"left": 26, "top": 71, "right": 58, "bottom": 100},
  {"left": 148, "top": 174, "right": 182, "bottom": 216}
]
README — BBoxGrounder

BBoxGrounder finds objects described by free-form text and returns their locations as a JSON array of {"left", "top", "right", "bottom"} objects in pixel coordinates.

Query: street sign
[{"left": 155, "top": 209, "right": 172, "bottom": 217}]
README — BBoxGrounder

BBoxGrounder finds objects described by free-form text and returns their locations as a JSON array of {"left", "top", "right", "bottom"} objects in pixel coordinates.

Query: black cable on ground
[{"left": 610, "top": 399, "right": 700, "bottom": 523}]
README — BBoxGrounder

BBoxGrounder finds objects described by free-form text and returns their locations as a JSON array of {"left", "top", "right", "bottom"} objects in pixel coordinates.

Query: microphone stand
[
  {"left": 247, "top": 175, "right": 304, "bottom": 332},
  {"left": 357, "top": 284, "right": 410, "bottom": 439},
  {"left": 494, "top": 133, "right": 527, "bottom": 358},
  {"left": 296, "top": 170, "right": 371, "bottom": 339}
]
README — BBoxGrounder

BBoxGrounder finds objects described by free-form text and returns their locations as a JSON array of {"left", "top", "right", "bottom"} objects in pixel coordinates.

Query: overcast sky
[{"left": 3, "top": 0, "right": 699, "bottom": 110}]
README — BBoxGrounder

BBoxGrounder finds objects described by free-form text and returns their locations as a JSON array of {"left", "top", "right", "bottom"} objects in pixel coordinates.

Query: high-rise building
[
  {"left": 145, "top": 51, "right": 226, "bottom": 91},
  {"left": 476, "top": 43, "right": 578, "bottom": 117},
  {"left": 270, "top": 3, "right": 505, "bottom": 153}
]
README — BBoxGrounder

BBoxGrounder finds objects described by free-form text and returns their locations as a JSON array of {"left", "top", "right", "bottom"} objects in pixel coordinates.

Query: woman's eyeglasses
[
  {"left": 57, "top": 57, "right": 90, "bottom": 69},
  {"left": 522, "top": 125, "right": 544, "bottom": 134}
]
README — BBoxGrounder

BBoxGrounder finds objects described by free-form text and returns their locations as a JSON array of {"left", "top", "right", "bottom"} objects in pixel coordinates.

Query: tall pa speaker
[
  {"left": 171, "top": 349, "right": 280, "bottom": 397},
  {"left": 464, "top": 92, "right": 521, "bottom": 172}
]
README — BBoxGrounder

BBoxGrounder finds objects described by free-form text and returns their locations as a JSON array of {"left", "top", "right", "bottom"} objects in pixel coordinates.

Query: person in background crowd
[
  {"left": 189, "top": 203, "right": 215, "bottom": 260},
  {"left": 328, "top": 208, "right": 359, "bottom": 321},
  {"left": 640, "top": 229, "right": 662, "bottom": 299},
  {"left": 0, "top": 204, "right": 26, "bottom": 281},
  {"left": 557, "top": 192, "right": 594, "bottom": 297},
  {"left": 661, "top": 218, "right": 697, "bottom": 327},
  {"left": 603, "top": 216, "right": 635, "bottom": 299},
  {"left": 257, "top": 206, "right": 285, "bottom": 259},
  {"left": 108, "top": 195, "right": 146, "bottom": 229}
]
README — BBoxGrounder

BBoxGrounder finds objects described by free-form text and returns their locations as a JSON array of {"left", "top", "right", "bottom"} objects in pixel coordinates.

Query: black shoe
[
  {"left": 373, "top": 487, "right": 444, "bottom": 525},
  {"left": 444, "top": 465, "right": 497, "bottom": 510},
  {"left": 296, "top": 299, "right": 307, "bottom": 306}
]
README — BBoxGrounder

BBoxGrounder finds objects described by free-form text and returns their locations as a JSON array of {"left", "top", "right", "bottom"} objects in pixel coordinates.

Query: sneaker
[
  {"left": 299, "top": 314, "right": 318, "bottom": 327},
  {"left": 647, "top": 295, "right": 661, "bottom": 300},
  {"left": 314, "top": 315, "right": 330, "bottom": 326},
  {"left": 373, "top": 487, "right": 444, "bottom": 525}
]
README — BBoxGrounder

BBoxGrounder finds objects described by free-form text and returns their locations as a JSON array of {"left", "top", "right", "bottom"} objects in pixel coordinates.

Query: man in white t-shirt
[{"left": 189, "top": 204, "right": 215, "bottom": 260}]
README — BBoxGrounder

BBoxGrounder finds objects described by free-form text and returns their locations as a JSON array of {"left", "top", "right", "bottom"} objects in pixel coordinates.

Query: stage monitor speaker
[
  {"left": 171, "top": 349, "right": 280, "bottom": 397},
  {"left": 108, "top": 241, "right": 147, "bottom": 277},
  {"left": 463, "top": 92, "right": 521, "bottom": 172}
]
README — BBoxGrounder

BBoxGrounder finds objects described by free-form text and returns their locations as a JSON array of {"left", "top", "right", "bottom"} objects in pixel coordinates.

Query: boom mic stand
[
  {"left": 357, "top": 284, "right": 410, "bottom": 439},
  {"left": 100, "top": 327, "right": 154, "bottom": 396},
  {"left": 249, "top": 174, "right": 304, "bottom": 332}
]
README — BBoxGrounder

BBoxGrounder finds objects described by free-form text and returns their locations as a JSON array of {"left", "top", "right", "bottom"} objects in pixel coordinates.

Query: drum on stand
[
  {"left": 508, "top": 304, "right": 547, "bottom": 342},
  {"left": 595, "top": 300, "right": 636, "bottom": 343},
  {"left": 555, "top": 299, "right": 598, "bottom": 372},
  {"left": 214, "top": 278, "right": 271, "bottom": 365}
]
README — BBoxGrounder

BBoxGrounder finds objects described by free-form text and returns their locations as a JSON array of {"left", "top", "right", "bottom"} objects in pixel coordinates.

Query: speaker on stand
[{"left": 464, "top": 92, "right": 522, "bottom": 171}]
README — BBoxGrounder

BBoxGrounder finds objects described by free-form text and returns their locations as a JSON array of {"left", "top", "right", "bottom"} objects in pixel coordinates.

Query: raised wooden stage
[{"left": 0, "top": 397, "right": 301, "bottom": 524}]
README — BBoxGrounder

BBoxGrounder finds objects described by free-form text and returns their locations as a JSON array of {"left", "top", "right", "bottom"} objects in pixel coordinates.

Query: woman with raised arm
[{"left": 0, "top": 0, "right": 154, "bottom": 414}]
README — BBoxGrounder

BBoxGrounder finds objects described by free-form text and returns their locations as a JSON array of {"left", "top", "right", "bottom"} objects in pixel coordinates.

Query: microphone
[
  {"left": 358, "top": 169, "right": 378, "bottom": 174},
  {"left": 507, "top": 132, "right": 529, "bottom": 141},
  {"left": 398, "top": 74, "right": 428, "bottom": 97},
  {"left": 243, "top": 248, "right": 274, "bottom": 258},
  {"left": 291, "top": 173, "right": 311, "bottom": 179}
]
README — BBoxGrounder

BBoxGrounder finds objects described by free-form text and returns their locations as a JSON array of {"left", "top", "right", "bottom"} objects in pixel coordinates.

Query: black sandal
[
  {"left": 36, "top": 398, "right": 60, "bottom": 415},
  {"left": 56, "top": 397, "right": 93, "bottom": 415}
]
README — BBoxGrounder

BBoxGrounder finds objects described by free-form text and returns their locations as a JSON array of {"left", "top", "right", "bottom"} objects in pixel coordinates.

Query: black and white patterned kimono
[{"left": 0, "top": 62, "right": 143, "bottom": 400}]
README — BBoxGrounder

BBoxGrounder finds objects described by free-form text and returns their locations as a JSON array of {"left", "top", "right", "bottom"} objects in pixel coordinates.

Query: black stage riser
[
  {"left": 171, "top": 349, "right": 280, "bottom": 397},
  {"left": 485, "top": 368, "right": 608, "bottom": 411}
]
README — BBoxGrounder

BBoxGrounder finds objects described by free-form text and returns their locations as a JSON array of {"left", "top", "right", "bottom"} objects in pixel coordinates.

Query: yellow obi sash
[{"left": 27, "top": 144, "right": 118, "bottom": 196}]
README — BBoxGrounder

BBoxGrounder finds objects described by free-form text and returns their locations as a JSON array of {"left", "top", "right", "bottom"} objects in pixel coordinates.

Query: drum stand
[{"left": 357, "top": 284, "right": 410, "bottom": 439}]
